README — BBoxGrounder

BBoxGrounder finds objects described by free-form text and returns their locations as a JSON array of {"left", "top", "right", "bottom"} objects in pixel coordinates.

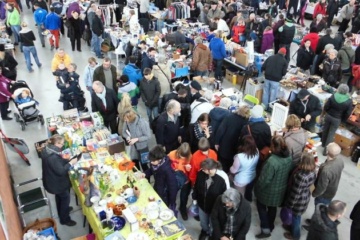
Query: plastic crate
[
  {"left": 38, "top": 227, "right": 57, "bottom": 239},
  {"left": 173, "top": 67, "right": 189, "bottom": 78}
]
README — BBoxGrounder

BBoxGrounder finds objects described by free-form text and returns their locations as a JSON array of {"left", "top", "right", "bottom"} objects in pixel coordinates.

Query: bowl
[
  {"left": 90, "top": 196, "right": 100, "bottom": 205},
  {"left": 147, "top": 210, "right": 159, "bottom": 220},
  {"left": 111, "top": 216, "right": 126, "bottom": 231},
  {"left": 126, "top": 196, "right": 137, "bottom": 204}
]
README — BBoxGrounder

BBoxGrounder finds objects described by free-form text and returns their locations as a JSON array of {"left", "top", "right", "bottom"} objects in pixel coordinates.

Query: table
[{"left": 224, "top": 58, "right": 247, "bottom": 71}]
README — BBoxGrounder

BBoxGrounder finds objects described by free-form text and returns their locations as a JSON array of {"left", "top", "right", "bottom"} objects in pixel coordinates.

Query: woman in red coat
[
  {"left": 232, "top": 19, "right": 246, "bottom": 44},
  {"left": 313, "top": 0, "right": 327, "bottom": 19},
  {"left": 0, "top": 67, "right": 15, "bottom": 120}
]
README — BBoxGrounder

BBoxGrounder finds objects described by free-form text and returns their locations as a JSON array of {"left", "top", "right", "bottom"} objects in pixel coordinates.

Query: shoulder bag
[
  {"left": 157, "top": 64, "right": 174, "bottom": 92},
  {"left": 126, "top": 122, "right": 149, "bottom": 164}
]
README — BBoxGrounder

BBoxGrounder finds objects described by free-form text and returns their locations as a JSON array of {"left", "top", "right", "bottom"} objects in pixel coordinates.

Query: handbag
[
  {"left": 280, "top": 207, "right": 293, "bottom": 225},
  {"left": 136, "top": 146, "right": 149, "bottom": 164}
]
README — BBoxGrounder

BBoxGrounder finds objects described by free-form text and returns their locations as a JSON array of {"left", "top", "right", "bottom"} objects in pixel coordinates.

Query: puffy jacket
[
  {"left": 322, "top": 57, "right": 342, "bottom": 87},
  {"left": 191, "top": 43, "right": 212, "bottom": 72},
  {"left": 51, "top": 52, "right": 72, "bottom": 72},
  {"left": 338, "top": 45, "right": 355, "bottom": 70},
  {"left": 261, "top": 53, "right": 288, "bottom": 81},
  {"left": 41, "top": 144, "right": 71, "bottom": 194},
  {"left": 209, "top": 37, "right": 226, "bottom": 60},
  {"left": 324, "top": 93, "right": 353, "bottom": 121},
  {"left": 123, "top": 63, "right": 143, "bottom": 86},
  {"left": 301, "top": 32, "right": 319, "bottom": 52}
]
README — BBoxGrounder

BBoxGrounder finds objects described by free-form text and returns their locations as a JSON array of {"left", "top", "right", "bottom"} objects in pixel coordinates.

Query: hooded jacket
[
  {"left": 209, "top": 37, "right": 226, "bottom": 60},
  {"left": 41, "top": 144, "right": 71, "bottom": 194},
  {"left": 261, "top": 28, "right": 274, "bottom": 53},
  {"left": 51, "top": 52, "right": 72, "bottom": 72},
  {"left": 211, "top": 194, "right": 251, "bottom": 240},
  {"left": 284, "top": 128, "right": 308, "bottom": 166},
  {"left": 324, "top": 93, "right": 353, "bottom": 121},
  {"left": 338, "top": 45, "right": 355, "bottom": 70},
  {"left": 123, "top": 63, "right": 143, "bottom": 86},
  {"left": 306, "top": 204, "right": 340, "bottom": 240},
  {"left": 19, "top": 27, "right": 36, "bottom": 47},
  {"left": 209, "top": 107, "right": 231, "bottom": 135},
  {"left": 191, "top": 43, "right": 212, "bottom": 72},
  {"left": 301, "top": 32, "right": 319, "bottom": 52}
]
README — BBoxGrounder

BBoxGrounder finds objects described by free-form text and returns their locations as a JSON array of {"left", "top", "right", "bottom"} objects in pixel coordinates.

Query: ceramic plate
[
  {"left": 147, "top": 202, "right": 158, "bottom": 211},
  {"left": 147, "top": 210, "right": 159, "bottom": 220},
  {"left": 127, "top": 232, "right": 149, "bottom": 240},
  {"left": 159, "top": 209, "right": 174, "bottom": 221}
]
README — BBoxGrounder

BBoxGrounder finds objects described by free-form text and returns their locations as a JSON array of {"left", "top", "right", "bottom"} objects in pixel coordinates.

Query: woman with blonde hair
[
  {"left": 117, "top": 92, "right": 133, "bottom": 134},
  {"left": 83, "top": 57, "right": 99, "bottom": 92},
  {"left": 168, "top": 142, "right": 192, "bottom": 220},
  {"left": 284, "top": 114, "right": 308, "bottom": 167},
  {"left": 19, "top": 22, "right": 42, "bottom": 73}
]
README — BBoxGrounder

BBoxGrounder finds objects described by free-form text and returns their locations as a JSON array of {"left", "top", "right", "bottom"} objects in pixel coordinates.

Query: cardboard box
[
  {"left": 172, "top": 53, "right": 180, "bottom": 60},
  {"left": 234, "top": 51, "right": 249, "bottom": 67},
  {"left": 334, "top": 127, "right": 360, "bottom": 157},
  {"left": 225, "top": 69, "right": 244, "bottom": 85}
]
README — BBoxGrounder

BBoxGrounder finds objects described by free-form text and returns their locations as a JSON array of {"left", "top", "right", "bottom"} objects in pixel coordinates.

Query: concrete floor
[{"left": 2, "top": 8, "right": 359, "bottom": 240}]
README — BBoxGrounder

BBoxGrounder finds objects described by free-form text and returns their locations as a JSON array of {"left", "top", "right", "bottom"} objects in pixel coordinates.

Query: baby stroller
[{"left": 10, "top": 80, "right": 45, "bottom": 131}]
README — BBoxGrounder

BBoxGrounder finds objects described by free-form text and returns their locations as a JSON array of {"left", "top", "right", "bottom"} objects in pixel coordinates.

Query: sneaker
[
  {"left": 29, "top": 69, "right": 34, "bottom": 73},
  {"left": 69, "top": 206, "right": 74, "bottom": 212},
  {"left": 62, "top": 220, "right": 76, "bottom": 226},
  {"left": 198, "top": 230, "right": 208, "bottom": 240},
  {"left": 180, "top": 209, "right": 188, "bottom": 221},
  {"left": 50, "top": 45, "right": 54, "bottom": 50},
  {"left": 38, "top": 63, "right": 42, "bottom": 68},
  {"left": 255, "top": 232, "right": 271, "bottom": 239},
  {"left": 283, "top": 232, "right": 294, "bottom": 239}
]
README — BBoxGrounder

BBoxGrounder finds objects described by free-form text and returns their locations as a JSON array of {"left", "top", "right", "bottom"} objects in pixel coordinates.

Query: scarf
[
  {"left": 223, "top": 206, "right": 237, "bottom": 237},
  {"left": 151, "top": 158, "right": 166, "bottom": 171},
  {"left": 96, "top": 87, "right": 107, "bottom": 109},
  {"left": 301, "top": 99, "right": 309, "bottom": 113}
]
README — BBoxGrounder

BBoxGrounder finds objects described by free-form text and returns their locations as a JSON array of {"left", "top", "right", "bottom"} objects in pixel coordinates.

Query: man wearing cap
[
  {"left": 261, "top": 48, "right": 288, "bottom": 111},
  {"left": 190, "top": 80, "right": 202, "bottom": 103},
  {"left": 211, "top": 188, "right": 251, "bottom": 240},
  {"left": 278, "top": 16, "right": 296, "bottom": 61},
  {"left": 289, "top": 89, "right": 322, "bottom": 132}
]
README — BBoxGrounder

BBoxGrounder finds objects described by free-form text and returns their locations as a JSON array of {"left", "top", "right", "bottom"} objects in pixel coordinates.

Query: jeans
[
  {"left": 179, "top": 182, "right": 191, "bottom": 212},
  {"left": 93, "top": 33, "right": 102, "bottom": 57},
  {"left": 37, "top": 24, "right": 45, "bottom": 46},
  {"left": 10, "top": 25, "right": 21, "bottom": 44},
  {"left": 194, "top": 70, "right": 207, "bottom": 77},
  {"left": 292, "top": 214, "right": 301, "bottom": 240},
  {"left": 199, "top": 207, "right": 212, "bottom": 235},
  {"left": 262, "top": 79, "right": 280, "bottom": 110},
  {"left": 146, "top": 106, "right": 159, "bottom": 123},
  {"left": 55, "top": 190, "right": 71, "bottom": 224},
  {"left": 321, "top": 114, "right": 341, "bottom": 148},
  {"left": 23, "top": 46, "right": 41, "bottom": 71},
  {"left": 90, "top": 30, "right": 97, "bottom": 52},
  {"left": 213, "top": 59, "right": 223, "bottom": 80},
  {"left": 256, "top": 200, "right": 277, "bottom": 234},
  {"left": 314, "top": 197, "right": 331, "bottom": 206},
  {"left": 49, "top": 29, "right": 60, "bottom": 48}
]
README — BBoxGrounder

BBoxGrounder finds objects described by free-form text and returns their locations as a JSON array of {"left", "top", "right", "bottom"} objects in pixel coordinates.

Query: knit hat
[
  {"left": 250, "top": 105, "right": 263, "bottom": 118},
  {"left": 0, "top": 44, "right": 4, "bottom": 52},
  {"left": 279, "top": 47, "right": 287, "bottom": 55},
  {"left": 190, "top": 80, "right": 202, "bottom": 91},
  {"left": 297, "top": 89, "right": 310, "bottom": 100}
]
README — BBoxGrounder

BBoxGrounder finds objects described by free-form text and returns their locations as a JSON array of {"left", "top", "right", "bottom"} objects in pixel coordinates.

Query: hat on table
[
  {"left": 251, "top": 105, "right": 264, "bottom": 118},
  {"left": 279, "top": 47, "right": 287, "bottom": 55},
  {"left": 190, "top": 80, "right": 202, "bottom": 91}
]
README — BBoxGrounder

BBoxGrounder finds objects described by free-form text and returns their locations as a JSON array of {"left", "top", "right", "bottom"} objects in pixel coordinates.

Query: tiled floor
[{"left": 2, "top": 9, "right": 359, "bottom": 240}]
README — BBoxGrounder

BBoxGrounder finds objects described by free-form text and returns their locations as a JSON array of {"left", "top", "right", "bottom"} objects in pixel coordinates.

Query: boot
[
  {"left": 199, "top": 230, "right": 208, "bottom": 240},
  {"left": 322, "top": 147, "right": 327, "bottom": 156},
  {"left": 180, "top": 209, "right": 188, "bottom": 221}
]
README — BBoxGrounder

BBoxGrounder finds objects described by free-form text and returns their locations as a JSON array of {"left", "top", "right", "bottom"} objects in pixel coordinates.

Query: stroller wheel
[
  {"left": 14, "top": 113, "right": 20, "bottom": 122},
  {"left": 20, "top": 122, "right": 25, "bottom": 131}
]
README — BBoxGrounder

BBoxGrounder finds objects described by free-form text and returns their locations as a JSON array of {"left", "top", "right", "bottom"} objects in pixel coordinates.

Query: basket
[
  {"left": 38, "top": 227, "right": 57, "bottom": 239},
  {"left": 23, "top": 218, "right": 57, "bottom": 235}
]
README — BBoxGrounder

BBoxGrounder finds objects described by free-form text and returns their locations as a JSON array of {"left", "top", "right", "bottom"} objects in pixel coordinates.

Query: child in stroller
[
  {"left": 55, "top": 63, "right": 87, "bottom": 111},
  {"left": 15, "top": 89, "right": 39, "bottom": 105}
]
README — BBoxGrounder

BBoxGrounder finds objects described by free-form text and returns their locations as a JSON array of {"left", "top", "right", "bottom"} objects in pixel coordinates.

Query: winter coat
[
  {"left": 211, "top": 194, "right": 251, "bottom": 240},
  {"left": 45, "top": 12, "right": 61, "bottom": 31},
  {"left": 245, "top": 20, "right": 259, "bottom": 39},
  {"left": 0, "top": 75, "right": 12, "bottom": 103},
  {"left": 310, "top": 20, "right": 326, "bottom": 33},
  {"left": 118, "top": 82, "right": 140, "bottom": 106},
  {"left": 188, "top": 122, "right": 214, "bottom": 153},
  {"left": 312, "top": 157, "right": 344, "bottom": 200},
  {"left": 322, "top": 57, "right": 342, "bottom": 87},
  {"left": 327, "top": 0, "right": 339, "bottom": 15},
  {"left": 65, "top": 17, "right": 82, "bottom": 39},
  {"left": 215, "top": 113, "right": 248, "bottom": 160},
  {"left": 41, "top": 144, "right": 71, "bottom": 194},
  {"left": 19, "top": 28, "right": 36, "bottom": 47},
  {"left": 350, "top": 200, "right": 360, "bottom": 228},
  {"left": 91, "top": 87, "right": 119, "bottom": 122},
  {"left": 261, "top": 29, "right": 274, "bottom": 53},
  {"left": 193, "top": 170, "right": 227, "bottom": 214},
  {"left": 56, "top": 73, "right": 83, "bottom": 100},
  {"left": 139, "top": 77, "right": 160, "bottom": 108},
  {"left": 316, "top": 34, "right": 341, "bottom": 54},
  {"left": 284, "top": 129, "right": 308, "bottom": 166},
  {"left": 268, "top": 4, "right": 278, "bottom": 18},
  {"left": 209, "top": 37, "right": 226, "bottom": 60},
  {"left": 261, "top": 53, "right": 288, "bottom": 81},
  {"left": 338, "top": 45, "right": 355, "bottom": 70},
  {"left": 123, "top": 63, "right": 143, "bottom": 86},
  {"left": 91, "top": 15, "right": 104, "bottom": 36},
  {"left": 155, "top": 112, "right": 181, "bottom": 152},
  {"left": 289, "top": 94, "right": 322, "bottom": 130},
  {"left": 355, "top": 45, "right": 360, "bottom": 64},
  {"left": 83, "top": 63, "right": 99, "bottom": 88},
  {"left": 189, "top": 149, "right": 218, "bottom": 186},
  {"left": 313, "top": 3, "right": 327, "bottom": 18},
  {"left": 191, "top": 43, "right": 212, "bottom": 72},
  {"left": 279, "top": 23, "right": 296, "bottom": 45},
  {"left": 240, "top": 121, "right": 271, "bottom": 151},
  {"left": 254, "top": 153, "right": 293, "bottom": 207},
  {"left": 122, "top": 115, "right": 151, "bottom": 160},
  {"left": 209, "top": 107, "right": 231, "bottom": 136},
  {"left": 273, "top": 19, "right": 284, "bottom": 40},
  {"left": 93, "top": 65, "right": 117, "bottom": 91},
  {"left": 296, "top": 46, "right": 315, "bottom": 70},
  {"left": 324, "top": 93, "right": 353, "bottom": 121},
  {"left": 51, "top": 52, "right": 72, "bottom": 72},
  {"left": 351, "top": 16, "right": 360, "bottom": 33},
  {"left": 145, "top": 157, "right": 178, "bottom": 206},
  {"left": 301, "top": 32, "right": 320, "bottom": 52},
  {"left": 306, "top": 204, "right": 340, "bottom": 240},
  {"left": 153, "top": 64, "right": 171, "bottom": 98},
  {"left": 286, "top": 169, "right": 316, "bottom": 215},
  {"left": 232, "top": 25, "right": 246, "bottom": 43},
  {"left": 0, "top": 52, "right": 18, "bottom": 80},
  {"left": 141, "top": 53, "right": 156, "bottom": 72},
  {"left": 6, "top": 8, "right": 20, "bottom": 26}
]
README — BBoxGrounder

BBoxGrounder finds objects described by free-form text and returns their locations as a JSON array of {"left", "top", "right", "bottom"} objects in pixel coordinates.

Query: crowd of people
[{"left": 0, "top": 0, "right": 359, "bottom": 239}]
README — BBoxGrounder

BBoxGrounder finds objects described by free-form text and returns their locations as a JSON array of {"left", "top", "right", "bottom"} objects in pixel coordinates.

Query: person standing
[
  {"left": 85, "top": 2, "right": 97, "bottom": 51},
  {"left": 306, "top": 200, "right": 347, "bottom": 240},
  {"left": 45, "top": 7, "right": 61, "bottom": 50},
  {"left": 321, "top": 84, "right": 352, "bottom": 153},
  {"left": 337, "top": 0, "right": 355, "bottom": 33},
  {"left": 273, "top": 14, "right": 285, "bottom": 53},
  {"left": 93, "top": 58, "right": 117, "bottom": 92},
  {"left": 0, "top": 68, "right": 15, "bottom": 121},
  {"left": 350, "top": 200, "right": 360, "bottom": 240},
  {"left": 141, "top": 47, "right": 157, "bottom": 72},
  {"left": 91, "top": 81, "right": 119, "bottom": 133},
  {"left": 278, "top": 16, "right": 296, "bottom": 61},
  {"left": 0, "top": 44, "right": 18, "bottom": 80},
  {"left": 296, "top": 39, "right": 315, "bottom": 71},
  {"left": 19, "top": 23, "right": 42, "bottom": 73},
  {"left": 33, "top": 3, "right": 47, "bottom": 48},
  {"left": 41, "top": 135, "right": 78, "bottom": 226},
  {"left": 51, "top": 48, "right": 72, "bottom": 73},
  {"left": 6, "top": 3, "right": 21, "bottom": 46},
  {"left": 91, "top": 9, "right": 104, "bottom": 59},
  {"left": 140, "top": 68, "right": 160, "bottom": 123},
  {"left": 152, "top": 55, "right": 171, "bottom": 110},
  {"left": 211, "top": 188, "right": 252, "bottom": 240},
  {"left": 254, "top": 136, "right": 293, "bottom": 239},
  {"left": 209, "top": 30, "right": 226, "bottom": 81},
  {"left": 65, "top": 11, "right": 83, "bottom": 52},
  {"left": 83, "top": 57, "right": 99, "bottom": 92},
  {"left": 261, "top": 48, "right": 288, "bottom": 111},
  {"left": 191, "top": 37, "right": 212, "bottom": 77},
  {"left": 327, "top": 0, "right": 339, "bottom": 28}
]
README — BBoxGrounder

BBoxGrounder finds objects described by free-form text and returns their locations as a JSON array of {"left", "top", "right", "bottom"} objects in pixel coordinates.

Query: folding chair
[{"left": 15, "top": 177, "right": 53, "bottom": 226}]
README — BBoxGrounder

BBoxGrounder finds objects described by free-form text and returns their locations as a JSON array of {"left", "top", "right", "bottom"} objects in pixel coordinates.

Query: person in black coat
[
  {"left": 215, "top": 105, "right": 250, "bottom": 173},
  {"left": 322, "top": 50, "right": 342, "bottom": 87},
  {"left": 91, "top": 81, "right": 120, "bottom": 133},
  {"left": 297, "top": 40, "right": 315, "bottom": 71},
  {"left": 91, "top": 9, "right": 104, "bottom": 58},
  {"left": 289, "top": 89, "right": 322, "bottom": 132},
  {"left": 316, "top": 29, "right": 341, "bottom": 54},
  {"left": 351, "top": 15, "right": 360, "bottom": 34},
  {"left": 144, "top": 146, "right": 178, "bottom": 209},
  {"left": 41, "top": 135, "right": 78, "bottom": 226},
  {"left": 350, "top": 200, "right": 360, "bottom": 240},
  {"left": 193, "top": 158, "right": 227, "bottom": 239},
  {"left": 0, "top": 44, "right": 18, "bottom": 80},
  {"left": 155, "top": 99, "right": 182, "bottom": 153},
  {"left": 245, "top": 13, "right": 259, "bottom": 40},
  {"left": 65, "top": 11, "right": 83, "bottom": 52},
  {"left": 211, "top": 188, "right": 252, "bottom": 240},
  {"left": 141, "top": 47, "right": 157, "bottom": 72},
  {"left": 327, "top": 0, "right": 339, "bottom": 28}
]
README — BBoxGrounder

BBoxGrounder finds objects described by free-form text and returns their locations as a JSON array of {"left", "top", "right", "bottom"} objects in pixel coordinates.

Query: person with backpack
[{"left": 123, "top": 56, "right": 143, "bottom": 86}]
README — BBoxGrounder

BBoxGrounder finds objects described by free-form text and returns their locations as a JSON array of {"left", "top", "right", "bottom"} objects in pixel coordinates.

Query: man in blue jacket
[
  {"left": 45, "top": 7, "right": 61, "bottom": 50},
  {"left": 123, "top": 56, "right": 143, "bottom": 86},
  {"left": 34, "top": 3, "right": 47, "bottom": 47},
  {"left": 141, "top": 47, "right": 157, "bottom": 72},
  {"left": 209, "top": 30, "right": 226, "bottom": 81}
]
